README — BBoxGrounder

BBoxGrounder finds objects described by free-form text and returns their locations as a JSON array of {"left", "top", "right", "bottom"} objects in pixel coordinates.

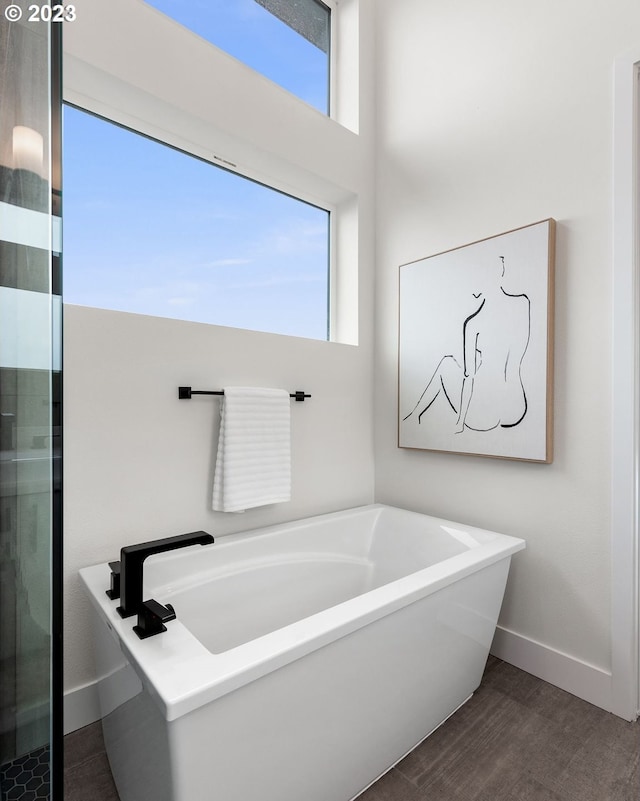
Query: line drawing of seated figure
[{"left": 402, "top": 256, "right": 531, "bottom": 434}]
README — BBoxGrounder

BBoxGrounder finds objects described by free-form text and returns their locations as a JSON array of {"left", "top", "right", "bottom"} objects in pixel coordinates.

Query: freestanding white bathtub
[{"left": 79, "top": 504, "right": 524, "bottom": 801}]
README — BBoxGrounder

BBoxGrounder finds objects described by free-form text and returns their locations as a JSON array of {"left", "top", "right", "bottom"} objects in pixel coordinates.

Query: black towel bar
[{"left": 178, "top": 386, "right": 310, "bottom": 402}]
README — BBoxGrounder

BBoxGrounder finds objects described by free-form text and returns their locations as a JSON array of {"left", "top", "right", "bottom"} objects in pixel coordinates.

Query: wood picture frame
[{"left": 398, "top": 219, "right": 555, "bottom": 462}]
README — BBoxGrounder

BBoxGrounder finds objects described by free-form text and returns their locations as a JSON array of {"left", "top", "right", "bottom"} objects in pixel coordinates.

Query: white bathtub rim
[{"left": 79, "top": 504, "right": 524, "bottom": 721}]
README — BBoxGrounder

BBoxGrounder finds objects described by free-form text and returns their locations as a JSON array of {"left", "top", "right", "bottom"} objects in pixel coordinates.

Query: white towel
[{"left": 212, "top": 387, "right": 291, "bottom": 513}]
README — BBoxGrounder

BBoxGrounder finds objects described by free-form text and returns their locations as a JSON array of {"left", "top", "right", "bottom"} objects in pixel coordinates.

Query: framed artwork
[{"left": 398, "top": 219, "right": 555, "bottom": 462}]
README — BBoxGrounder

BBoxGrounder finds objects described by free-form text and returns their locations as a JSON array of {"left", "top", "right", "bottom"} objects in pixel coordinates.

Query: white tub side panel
[
  {"left": 102, "top": 687, "right": 173, "bottom": 801},
  {"left": 167, "top": 558, "right": 510, "bottom": 801},
  {"left": 90, "top": 609, "right": 174, "bottom": 801}
]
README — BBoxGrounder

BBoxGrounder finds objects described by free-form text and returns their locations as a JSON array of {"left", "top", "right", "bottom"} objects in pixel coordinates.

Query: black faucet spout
[{"left": 116, "top": 531, "right": 214, "bottom": 618}]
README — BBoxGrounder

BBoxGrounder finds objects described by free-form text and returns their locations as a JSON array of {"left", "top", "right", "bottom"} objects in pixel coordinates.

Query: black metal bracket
[
  {"left": 133, "top": 599, "right": 176, "bottom": 639},
  {"left": 179, "top": 386, "right": 310, "bottom": 401}
]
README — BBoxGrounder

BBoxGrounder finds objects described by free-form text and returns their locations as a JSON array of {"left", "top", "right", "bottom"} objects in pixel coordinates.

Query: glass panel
[
  {"left": 0, "top": 13, "right": 61, "bottom": 801},
  {"left": 144, "top": 0, "right": 331, "bottom": 113},
  {"left": 63, "top": 106, "right": 330, "bottom": 341}
]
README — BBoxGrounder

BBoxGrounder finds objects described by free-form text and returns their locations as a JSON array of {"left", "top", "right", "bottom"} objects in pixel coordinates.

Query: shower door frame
[{"left": 51, "top": 23, "right": 64, "bottom": 798}]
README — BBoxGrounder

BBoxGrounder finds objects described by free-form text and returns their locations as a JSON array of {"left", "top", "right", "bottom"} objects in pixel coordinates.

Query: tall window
[
  {"left": 63, "top": 106, "right": 331, "bottom": 340},
  {"left": 144, "top": 0, "right": 332, "bottom": 114}
]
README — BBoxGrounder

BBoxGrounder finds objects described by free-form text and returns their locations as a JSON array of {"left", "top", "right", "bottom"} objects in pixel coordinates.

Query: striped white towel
[{"left": 212, "top": 387, "right": 291, "bottom": 513}]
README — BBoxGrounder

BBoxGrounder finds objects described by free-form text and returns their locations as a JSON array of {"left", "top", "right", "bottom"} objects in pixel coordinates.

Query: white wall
[
  {"left": 63, "top": 307, "right": 375, "bottom": 702},
  {"left": 374, "top": 0, "right": 640, "bottom": 712},
  {"left": 62, "top": 0, "right": 376, "bottom": 723}
]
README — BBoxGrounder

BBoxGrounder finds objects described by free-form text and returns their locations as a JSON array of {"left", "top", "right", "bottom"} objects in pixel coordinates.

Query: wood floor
[{"left": 64, "top": 657, "right": 639, "bottom": 801}]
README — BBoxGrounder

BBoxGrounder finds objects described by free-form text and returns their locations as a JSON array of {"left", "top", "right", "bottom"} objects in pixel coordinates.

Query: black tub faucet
[{"left": 113, "top": 531, "right": 214, "bottom": 618}]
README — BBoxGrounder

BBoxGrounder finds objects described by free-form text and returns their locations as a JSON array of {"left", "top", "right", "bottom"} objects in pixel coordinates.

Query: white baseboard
[
  {"left": 491, "top": 625, "right": 614, "bottom": 713},
  {"left": 64, "top": 681, "right": 101, "bottom": 735}
]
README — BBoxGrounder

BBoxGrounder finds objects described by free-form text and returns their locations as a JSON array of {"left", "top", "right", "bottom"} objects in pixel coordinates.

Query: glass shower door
[{"left": 0, "top": 13, "right": 62, "bottom": 801}]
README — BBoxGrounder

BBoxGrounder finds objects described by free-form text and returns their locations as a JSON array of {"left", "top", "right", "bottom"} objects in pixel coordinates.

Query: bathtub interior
[{"left": 140, "top": 505, "right": 505, "bottom": 654}]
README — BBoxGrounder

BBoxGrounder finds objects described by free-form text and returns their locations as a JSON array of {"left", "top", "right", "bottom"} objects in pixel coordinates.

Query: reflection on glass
[{"left": 12, "top": 126, "right": 44, "bottom": 174}]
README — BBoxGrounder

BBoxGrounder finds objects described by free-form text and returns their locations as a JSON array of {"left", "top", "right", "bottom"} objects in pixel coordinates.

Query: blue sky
[
  {"left": 145, "top": 0, "right": 329, "bottom": 113},
  {"left": 62, "top": 1, "right": 330, "bottom": 340}
]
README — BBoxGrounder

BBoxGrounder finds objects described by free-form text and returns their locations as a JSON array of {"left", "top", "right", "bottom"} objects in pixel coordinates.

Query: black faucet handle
[
  {"left": 133, "top": 599, "right": 176, "bottom": 639},
  {"left": 105, "top": 561, "right": 121, "bottom": 600}
]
